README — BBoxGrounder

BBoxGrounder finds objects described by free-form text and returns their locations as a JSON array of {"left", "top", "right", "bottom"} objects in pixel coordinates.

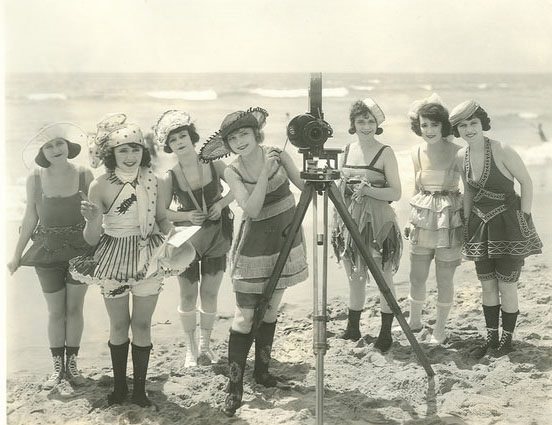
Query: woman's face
[
  {"left": 113, "top": 143, "right": 143, "bottom": 172},
  {"left": 419, "top": 116, "right": 443, "bottom": 145},
  {"left": 226, "top": 127, "right": 257, "bottom": 156},
  {"left": 42, "top": 138, "right": 69, "bottom": 165},
  {"left": 353, "top": 113, "right": 378, "bottom": 138},
  {"left": 167, "top": 128, "right": 194, "bottom": 155},
  {"left": 457, "top": 117, "right": 484, "bottom": 142}
]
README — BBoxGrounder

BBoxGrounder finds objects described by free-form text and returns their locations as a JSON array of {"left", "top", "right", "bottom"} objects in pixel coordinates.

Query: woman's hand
[
  {"left": 186, "top": 210, "right": 207, "bottom": 226},
  {"left": 262, "top": 148, "right": 281, "bottom": 176},
  {"left": 351, "top": 181, "right": 371, "bottom": 203},
  {"left": 80, "top": 191, "right": 102, "bottom": 222},
  {"left": 207, "top": 202, "right": 222, "bottom": 220},
  {"left": 7, "top": 257, "right": 20, "bottom": 275},
  {"left": 403, "top": 225, "right": 411, "bottom": 240}
]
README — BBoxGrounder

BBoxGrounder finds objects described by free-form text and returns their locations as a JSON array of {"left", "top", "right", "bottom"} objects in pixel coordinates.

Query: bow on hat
[
  {"left": 89, "top": 113, "right": 145, "bottom": 168},
  {"left": 407, "top": 93, "right": 448, "bottom": 120}
]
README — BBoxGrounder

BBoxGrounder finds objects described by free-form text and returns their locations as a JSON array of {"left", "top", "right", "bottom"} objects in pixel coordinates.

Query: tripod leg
[
  {"left": 251, "top": 183, "right": 315, "bottom": 335},
  {"left": 328, "top": 182, "right": 435, "bottom": 377}
]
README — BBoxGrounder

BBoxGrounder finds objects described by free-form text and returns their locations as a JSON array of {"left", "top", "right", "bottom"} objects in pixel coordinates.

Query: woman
[
  {"left": 199, "top": 107, "right": 308, "bottom": 417},
  {"left": 8, "top": 123, "right": 93, "bottom": 390},
  {"left": 70, "top": 114, "right": 192, "bottom": 406},
  {"left": 450, "top": 100, "right": 542, "bottom": 358},
  {"left": 405, "top": 94, "right": 463, "bottom": 344},
  {"left": 331, "top": 98, "right": 402, "bottom": 353},
  {"left": 155, "top": 110, "right": 234, "bottom": 367}
]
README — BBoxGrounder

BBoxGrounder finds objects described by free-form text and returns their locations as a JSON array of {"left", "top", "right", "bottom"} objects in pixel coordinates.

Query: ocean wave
[
  {"left": 418, "top": 84, "right": 432, "bottom": 91},
  {"left": 518, "top": 112, "right": 539, "bottom": 119},
  {"left": 250, "top": 87, "right": 349, "bottom": 98},
  {"left": 518, "top": 143, "right": 552, "bottom": 166},
  {"left": 26, "top": 93, "right": 67, "bottom": 101},
  {"left": 146, "top": 90, "right": 217, "bottom": 101},
  {"left": 476, "top": 83, "right": 488, "bottom": 89},
  {"left": 250, "top": 88, "right": 307, "bottom": 98},
  {"left": 351, "top": 85, "right": 374, "bottom": 91}
]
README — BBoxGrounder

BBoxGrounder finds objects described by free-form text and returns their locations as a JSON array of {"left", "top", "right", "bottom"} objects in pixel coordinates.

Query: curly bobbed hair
[
  {"left": 164, "top": 124, "right": 201, "bottom": 153},
  {"left": 348, "top": 100, "right": 383, "bottom": 135},
  {"left": 452, "top": 106, "right": 491, "bottom": 138},
  {"left": 102, "top": 143, "right": 152, "bottom": 171},
  {"left": 411, "top": 103, "right": 452, "bottom": 138}
]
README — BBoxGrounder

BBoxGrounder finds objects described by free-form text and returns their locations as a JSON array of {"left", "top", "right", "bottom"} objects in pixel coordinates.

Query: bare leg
[
  {"left": 198, "top": 271, "right": 224, "bottom": 365},
  {"left": 431, "top": 262, "right": 457, "bottom": 344},
  {"left": 43, "top": 288, "right": 66, "bottom": 348},
  {"left": 409, "top": 257, "right": 431, "bottom": 330},
  {"left": 104, "top": 295, "right": 131, "bottom": 345},
  {"left": 130, "top": 294, "right": 159, "bottom": 346}
]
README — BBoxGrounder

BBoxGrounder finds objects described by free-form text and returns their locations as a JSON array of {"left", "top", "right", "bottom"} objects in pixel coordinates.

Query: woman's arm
[
  {"left": 155, "top": 178, "right": 174, "bottom": 235},
  {"left": 213, "top": 160, "right": 235, "bottom": 209},
  {"left": 359, "top": 148, "right": 402, "bottom": 202},
  {"left": 410, "top": 145, "right": 420, "bottom": 196},
  {"left": 457, "top": 148, "right": 473, "bottom": 220},
  {"left": 8, "top": 174, "right": 39, "bottom": 274},
  {"left": 225, "top": 163, "right": 269, "bottom": 219},
  {"left": 279, "top": 150, "right": 305, "bottom": 191},
  {"left": 501, "top": 144, "right": 533, "bottom": 214},
  {"left": 81, "top": 179, "right": 104, "bottom": 246}
]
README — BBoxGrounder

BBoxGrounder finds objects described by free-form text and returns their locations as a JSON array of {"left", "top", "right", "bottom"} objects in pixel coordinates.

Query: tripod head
[{"left": 287, "top": 73, "right": 342, "bottom": 181}]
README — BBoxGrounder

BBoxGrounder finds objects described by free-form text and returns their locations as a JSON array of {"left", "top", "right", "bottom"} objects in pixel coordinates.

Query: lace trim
[
  {"left": 472, "top": 205, "right": 507, "bottom": 223},
  {"left": 516, "top": 210, "right": 536, "bottom": 238}
]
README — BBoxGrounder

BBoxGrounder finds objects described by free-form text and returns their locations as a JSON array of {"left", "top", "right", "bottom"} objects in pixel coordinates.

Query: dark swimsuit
[{"left": 169, "top": 162, "right": 233, "bottom": 281}]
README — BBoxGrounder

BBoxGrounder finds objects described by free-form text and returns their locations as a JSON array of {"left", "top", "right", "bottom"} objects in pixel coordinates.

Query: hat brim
[
  {"left": 35, "top": 141, "right": 82, "bottom": 168},
  {"left": 23, "top": 122, "right": 88, "bottom": 169},
  {"left": 199, "top": 107, "right": 268, "bottom": 162}
]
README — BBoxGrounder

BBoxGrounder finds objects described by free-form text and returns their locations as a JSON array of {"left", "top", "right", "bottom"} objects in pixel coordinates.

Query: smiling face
[
  {"left": 113, "top": 143, "right": 144, "bottom": 172},
  {"left": 226, "top": 126, "right": 258, "bottom": 155},
  {"left": 353, "top": 113, "right": 378, "bottom": 139},
  {"left": 419, "top": 116, "right": 443, "bottom": 145},
  {"left": 456, "top": 117, "right": 484, "bottom": 143},
  {"left": 41, "top": 138, "right": 69, "bottom": 165},
  {"left": 167, "top": 128, "right": 194, "bottom": 155}
]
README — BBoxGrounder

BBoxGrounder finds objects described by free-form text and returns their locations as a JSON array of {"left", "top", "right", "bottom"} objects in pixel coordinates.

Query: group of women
[{"left": 8, "top": 94, "right": 542, "bottom": 416}]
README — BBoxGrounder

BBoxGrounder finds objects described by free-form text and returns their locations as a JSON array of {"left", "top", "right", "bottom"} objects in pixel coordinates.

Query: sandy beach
[{"left": 5, "top": 157, "right": 552, "bottom": 424}]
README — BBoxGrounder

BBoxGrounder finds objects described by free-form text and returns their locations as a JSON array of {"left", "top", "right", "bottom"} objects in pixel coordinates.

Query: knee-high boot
[
  {"left": 494, "top": 310, "right": 519, "bottom": 357},
  {"left": 470, "top": 304, "right": 500, "bottom": 359},
  {"left": 131, "top": 343, "right": 153, "bottom": 407},
  {"left": 253, "top": 321, "right": 278, "bottom": 387},
  {"left": 107, "top": 340, "right": 129, "bottom": 405},
  {"left": 374, "top": 312, "right": 394, "bottom": 353},
  {"left": 222, "top": 330, "right": 253, "bottom": 417},
  {"left": 339, "top": 309, "right": 362, "bottom": 341}
]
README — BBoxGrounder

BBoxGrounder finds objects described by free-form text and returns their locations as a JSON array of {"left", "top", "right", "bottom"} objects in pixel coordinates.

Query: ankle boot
[
  {"left": 408, "top": 297, "right": 425, "bottom": 332},
  {"left": 494, "top": 310, "right": 519, "bottom": 357},
  {"left": 223, "top": 330, "right": 253, "bottom": 417},
  {"left": 197, "top": 309, "right": 218, "bottom": 366},
  {"left": 178, "top": 307, "right": 198, "bottom": 367},
  {"left": 470, "top": 305, "right": 500, "bottom": 359},
  {"left": 107, "top": 340, "right": 129, "bottom": 405},
  {"left": 65, "top": 346, "right": 86, "bottom": 386},
  {"left": 339, "top": 309, "right": 362, "bottom": 341},
  {"left": 253, "top": 321, "right": 278, "bottom": 387},
  {"left": 374, "top": 312, "right": 394, "bottom": 353},
  {"left": 43, "top": 347, "right": 65, "bottom": 390},
  {"left": 131, "top": 343, "right": 153, "bottom": 407}
]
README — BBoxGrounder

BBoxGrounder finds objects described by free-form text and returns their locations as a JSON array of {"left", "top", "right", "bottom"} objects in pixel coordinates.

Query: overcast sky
[{"left": 4, "top": 0, "right": 552, "bottom": 73}]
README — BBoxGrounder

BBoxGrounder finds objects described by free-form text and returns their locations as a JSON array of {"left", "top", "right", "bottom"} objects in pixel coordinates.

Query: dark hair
[
  {"left": 348, "top": 101, "right": 383, "bottom": 135},
  {"left": 164, "top": 124, "right": 200, "bottom": 153},
  {"left": 103, "top": 143, "right": 152, "bottom": 171},
  {"left": 452, "top": 106, "right": 491, "bottom": 138},
  {"left": 410, "top": 103, "right": 452, "bottom": 137},
  {"left": 223, "top": 126, "right": 264, "bottom": 153}
]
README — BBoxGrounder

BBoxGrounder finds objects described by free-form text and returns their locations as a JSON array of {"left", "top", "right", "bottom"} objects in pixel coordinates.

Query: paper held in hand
[
  {"left": 145, "top": 226, "right": 201, "bottom": 278},
  {"left": 169, "top": 225, "right": 202, "bottom": 246}
]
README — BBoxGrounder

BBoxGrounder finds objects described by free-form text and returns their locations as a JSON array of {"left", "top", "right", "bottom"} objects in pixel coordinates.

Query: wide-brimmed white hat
[{"left": 22, "top": 122, "right": 87, "bottom": 169}]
